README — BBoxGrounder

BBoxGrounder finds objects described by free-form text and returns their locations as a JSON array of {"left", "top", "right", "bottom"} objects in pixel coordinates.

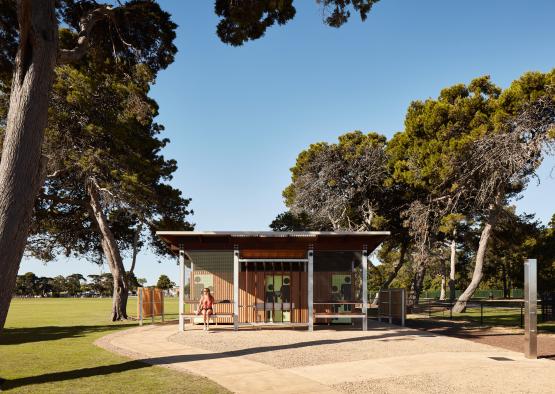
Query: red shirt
[{"left": 201, "top": 295, "right": 214, "bottom": 309}]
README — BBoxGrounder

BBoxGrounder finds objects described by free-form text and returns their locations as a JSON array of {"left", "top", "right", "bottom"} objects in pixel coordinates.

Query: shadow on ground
[
  {"left": 1, "top": 328, "right": 432, "bottom": 390},
  {"left": 0, "top": 360, "right": 151, "bottom": 391},
  {"left": 407, "top": 319, "right": 555, "bottom": 359},
  {"left": 0, "top": 325, "right": 129, "bottom": 346}
]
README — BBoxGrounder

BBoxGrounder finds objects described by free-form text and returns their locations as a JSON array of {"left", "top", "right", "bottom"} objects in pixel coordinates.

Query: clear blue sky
[{"left": 19, "top": 0, "right": 555, "bottom": 285}]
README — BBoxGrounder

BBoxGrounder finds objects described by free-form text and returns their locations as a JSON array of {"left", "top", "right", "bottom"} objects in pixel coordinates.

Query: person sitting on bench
[{"left": 197, "top": 288, "right": 214, "bottom": 331}]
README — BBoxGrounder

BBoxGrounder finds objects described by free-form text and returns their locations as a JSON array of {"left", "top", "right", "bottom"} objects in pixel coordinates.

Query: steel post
[{"left": 524, "top": 259, "right": 537, "bottom": 359}]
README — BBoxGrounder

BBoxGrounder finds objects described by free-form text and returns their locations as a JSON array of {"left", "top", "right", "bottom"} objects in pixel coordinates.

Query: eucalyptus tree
[{"left": 27, "top": 61, "right": 193, "bottom": 320}]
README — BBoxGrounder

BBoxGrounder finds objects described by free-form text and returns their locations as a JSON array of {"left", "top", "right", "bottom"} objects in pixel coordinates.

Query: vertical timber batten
[
  {"left": 362, "top": 246, "right": 368, "bottom": 331},
  {"left": 178, "top": 244, "right": 185, "bottom": 332},
  {"left": 308, "top": 247, "right": 314, "bottom": 332},
  {"left": 233, "top": 246, "right": 239, "bottom": 330}
]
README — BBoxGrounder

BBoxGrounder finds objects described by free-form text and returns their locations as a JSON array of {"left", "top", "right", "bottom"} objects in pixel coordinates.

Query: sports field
[{"left": 0, "top": 297, "right": 227, "bottom": 393}]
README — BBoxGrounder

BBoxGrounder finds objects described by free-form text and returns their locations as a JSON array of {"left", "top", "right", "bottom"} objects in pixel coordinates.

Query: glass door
[{"left": 265, "top": 274, "right": 291, "bottom": 323}]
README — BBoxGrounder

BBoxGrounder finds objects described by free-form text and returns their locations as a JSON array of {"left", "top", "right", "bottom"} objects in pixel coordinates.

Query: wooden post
[
  {"left": 151, "top": 287, "right": 155, "bottom": 324},
  {"left": 139, "top": 287, "right": 143, "bottom": 326},
  {"left": 178, "top": 244, "right": 185, "bottom": 332},
  {"left": 161, "top": 290, "right": 165, "bottom": 323},
  {"left": 308, "top": 247, "right": 314, "bottom": 332},
  {"left": 401, "top": 288, "right": 406, "bottom": 327},
  {"left": 233, "top": 246, "right": 239, "bottom": 331},
  {"left": 362, "top": 246, "right": 368, "bottom": 331}
]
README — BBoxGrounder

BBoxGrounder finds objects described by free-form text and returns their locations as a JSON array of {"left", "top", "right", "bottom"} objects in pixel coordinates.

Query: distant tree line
[{"left": 13, "top": 272, "right": 148, "bottom": 298}]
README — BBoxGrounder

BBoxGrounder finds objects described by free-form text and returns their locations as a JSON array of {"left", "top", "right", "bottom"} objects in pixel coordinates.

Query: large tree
[
  {"left": 387, "top": 72, "right": 555, "bottom": 310},
  {"left": 282, "top": 131, "right": 413, "bottom": 299},
  {"left": 0, "top": 0, "right": 382, "bottom": 329},
  {"left": 27, "top": 61, "right": 192, "bottom": 320},
  {"left": 0, "top": 0, "right": 178, "bottom": 329}
]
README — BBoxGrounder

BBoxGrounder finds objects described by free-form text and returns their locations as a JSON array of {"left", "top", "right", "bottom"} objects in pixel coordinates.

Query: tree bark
[
  {"left": 502, "top": 258, "right": 508, "bottom": 299},
  {"left": 439, "top": 261, "right": 446, "bottom": 300},
  {"left": 448, "top": 234, "right": 457, "bottom": 302},
  {"left": 87, "top": 180, "right": 128, "bottom": 321},
  {"left": 0, "top": 0, "right": 58, "bottom": 330},
  {"left": 452, "top": 220, "right": 496, "bottom": 313},
  {"left": 372, "top": 240, "right": 407, "bottom": 305},
  {"left": 129, "top": 222, "right": 143, "bottom": 275},
  {"left": 408, "top": 262, "right": 426, "bottom": 307}
]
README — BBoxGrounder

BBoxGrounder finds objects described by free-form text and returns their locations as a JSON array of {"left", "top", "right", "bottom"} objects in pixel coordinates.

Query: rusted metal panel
[{"left": 138, "top": 288, "right": 164, "bottom": 318}]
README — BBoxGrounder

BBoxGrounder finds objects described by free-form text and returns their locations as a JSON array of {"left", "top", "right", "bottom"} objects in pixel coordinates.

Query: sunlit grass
[
  {"left": 0, "top": 297, "right": 226, "bottom": 393},
  {"left": 424, "top": 305, "right": 555, "bottom": 332}
]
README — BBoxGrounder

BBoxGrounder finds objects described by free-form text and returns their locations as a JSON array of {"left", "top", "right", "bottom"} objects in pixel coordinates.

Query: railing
[
  {"left": 420, "top": 289, "right": 524, "bottom": 300},
  {"left": 412, "top": 298, "right": 553, "bottom": 328}
]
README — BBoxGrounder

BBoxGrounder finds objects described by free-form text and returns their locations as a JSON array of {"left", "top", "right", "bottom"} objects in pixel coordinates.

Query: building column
[
  {"left": 362, "top": 246, "right": 368, "bottom": 331},
  {"left": 178, "top": 244, "right": 185, "bottom": 332},
  {"left": 308, "top": 247, "right": 314, "bottom": 332},
  {"left": 233, "top": 246, "right": 239, "bottom": 331}
]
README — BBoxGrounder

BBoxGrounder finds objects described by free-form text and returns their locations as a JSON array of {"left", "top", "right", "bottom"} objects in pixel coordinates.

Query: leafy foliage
[{"left": 215, "top": 0, "right": 380, "bottom": 46}]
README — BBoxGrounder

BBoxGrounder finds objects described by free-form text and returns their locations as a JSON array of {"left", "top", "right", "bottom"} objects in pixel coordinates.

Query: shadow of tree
[
  {"left": 0, "top": 325, "right": 130, "bottom": 346},
  {"left": 1, "top": 361, "right": 151, "bottom": 390},
  {"left": 1, "top": 328, "right": 435, "bottom": 390}
]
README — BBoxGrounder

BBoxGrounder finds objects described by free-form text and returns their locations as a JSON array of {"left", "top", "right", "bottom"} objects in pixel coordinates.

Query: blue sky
[{"left": 19, "top": 0, "right": 555, "bottom": 284}]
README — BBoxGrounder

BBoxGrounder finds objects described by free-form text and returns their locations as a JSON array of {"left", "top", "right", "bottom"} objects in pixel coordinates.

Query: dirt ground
[{"left": 407, "top": 317, "right": 555, "bottom": 360}]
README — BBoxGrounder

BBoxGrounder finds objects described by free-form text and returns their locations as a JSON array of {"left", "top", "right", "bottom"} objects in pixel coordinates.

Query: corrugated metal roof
[{"left": 156, "top": 230, "right": 390, "bottom": 238}]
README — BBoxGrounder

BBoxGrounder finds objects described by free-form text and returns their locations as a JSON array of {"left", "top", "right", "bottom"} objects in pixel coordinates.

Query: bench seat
[{"left": 314, "top": 313, "right": 366, "bottom": 319}]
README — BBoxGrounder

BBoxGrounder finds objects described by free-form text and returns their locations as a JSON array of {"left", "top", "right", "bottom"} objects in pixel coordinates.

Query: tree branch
[{"left": 58, "top": 6, "right": 114, "bottom": 64}]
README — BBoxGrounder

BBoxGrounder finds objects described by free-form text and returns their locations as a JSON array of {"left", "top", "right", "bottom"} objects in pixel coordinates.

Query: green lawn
[
  {"left": 426, "top": 305, "right": 555, "bottom": 332},
  {"left": 0, "top": 297, "right": 227, "bottom": 393}
]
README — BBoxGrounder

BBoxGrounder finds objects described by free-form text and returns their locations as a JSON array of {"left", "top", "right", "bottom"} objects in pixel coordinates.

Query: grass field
[
  {"left": 424, "top": 305, "right": 555, "bottom": 332},
  {"left": 0, "top": 297, "right": 227, "bottom": 393}
]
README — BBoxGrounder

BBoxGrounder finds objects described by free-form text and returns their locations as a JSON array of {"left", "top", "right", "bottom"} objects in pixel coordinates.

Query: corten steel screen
[
  {"left": 314, "top": 251, "right": 362, "bottom": 323},
  {"left": 187, "top": 251, "right": 234, "bottom": 322},
  {"left": 138, "top": 287, "right": 164, "bottom": 318}
]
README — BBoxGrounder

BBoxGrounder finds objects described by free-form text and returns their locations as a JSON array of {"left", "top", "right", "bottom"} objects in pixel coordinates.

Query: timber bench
[
  {"left": 181, "top": 312, "right": 235, "bottom": 330},
  {"left": 313, "top": 302, "right": 368, "bottom": 330}
]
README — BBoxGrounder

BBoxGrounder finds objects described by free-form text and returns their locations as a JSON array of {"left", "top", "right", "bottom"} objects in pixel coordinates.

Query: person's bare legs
[
  {"left": 206, "top": 309, "right": 213, "bottom": 331},
  {"left": 202, "top": 309, "right": 208, "bottom": 330}
]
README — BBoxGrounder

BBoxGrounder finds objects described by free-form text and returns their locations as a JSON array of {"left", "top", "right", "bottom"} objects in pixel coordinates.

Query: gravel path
[
  {"left": 169, "top": 321, "right": 503, "bottom": 369},
  {"left": 99, "top": 322, "right": 555, "bottom": 394}
]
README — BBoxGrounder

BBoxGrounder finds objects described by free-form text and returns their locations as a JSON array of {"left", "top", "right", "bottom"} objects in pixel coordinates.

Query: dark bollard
[{"left": 480, "top": 302, "right": 483, "bottom": 326}]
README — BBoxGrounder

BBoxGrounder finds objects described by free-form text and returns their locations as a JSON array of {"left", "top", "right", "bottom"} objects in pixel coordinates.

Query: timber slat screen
[
  {"left": 187, "top": 251, "right": 235, "bottom": 323},
  {"left": 239, "top": 260, "right": 308, "bottom": 324}
]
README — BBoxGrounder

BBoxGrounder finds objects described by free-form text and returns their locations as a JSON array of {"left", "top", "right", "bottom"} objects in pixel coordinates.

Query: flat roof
[{"left": 156, "top": 230, "right": 390, "bottom": 253}]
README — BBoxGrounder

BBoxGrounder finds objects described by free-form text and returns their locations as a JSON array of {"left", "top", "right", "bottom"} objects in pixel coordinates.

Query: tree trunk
[
  {"left": 448, "top": 234, "right": 457, "bottom": 302},
  {"left": 372, "top": 240, "right": 407, "bottom": 305},
  {"left": 502, "top": 259, "right": 508, "bottom": 299},
  {"left": 129, "top": 222, "right": 143, "bottom": 274},
  {"left": 87, "top": 180, "right": 128, "bottom": 321},
  {"left": 408, "top": 262, "right": 426, "bottom": 307},
  {"left": 452, "top": 221, "right": 496, "bottom": 313},
  {"left": 0, "top": 1, "right": 58, "bottom": 330},
  {"left": 439, "top": 261, "right": 446, "bottom": 300}
]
